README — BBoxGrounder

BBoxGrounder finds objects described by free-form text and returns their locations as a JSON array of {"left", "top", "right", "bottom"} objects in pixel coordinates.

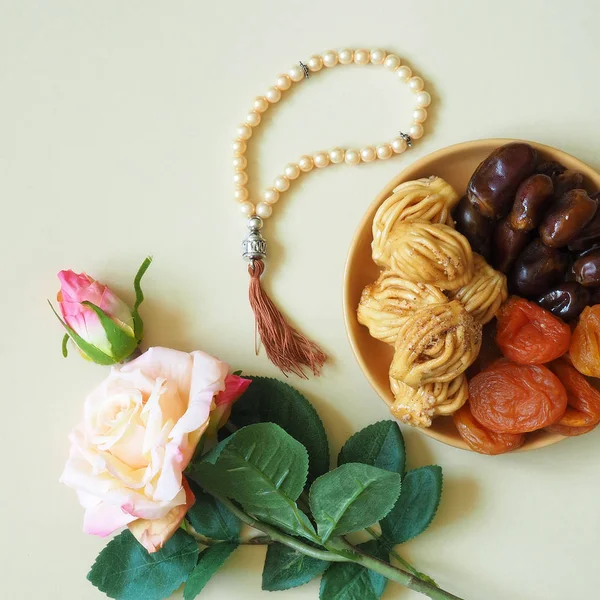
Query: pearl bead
[
  {"left": 396, "top": 66, "right": 412, "bottom": 82},
  {"left": 232, "top": 140, "right": 246, "bottom": 155},
  {"left": 416, "top": 91, "right": 431, "bottom": 108},
  {"left": 354, "top": 49, "right": 369, "bottom": 65},
  {"left": 408, "top": 76, "right": 425, "bottom": 92},
  {"left": 276, "top": 74, "right": 292, "bottom": 91},
  {"left": 370, "top": 49, "right": 386, "bottom": 64},
  {"left": 314, "top": 152, "right": 330, "bottom": 168},
  {"left": 233, "top": 156, "right": 247, "bottom": 170},
  {"left": 284, "top": 163, "right": 300, "bottom": 180},
  {"left": 274, "top": 176, "right": 290, "bottom": 192},
  {"left": 289, "top": 65, "right": 304, "bottom": 82},
  {"left": 298, "top": 155, "right": 314, "bottom": 172},
  {"left": 376, "top": 144, "right": 393, "bottom": 160},
  {"left": 256, "top": 202, "right": 273, "bottom": 218},
  {"left": 239, "top": 201, "right": 255, "bottom": 216},
  {"left": 384, "top": 54, "right": 401, "bottom": 70},
  {"left": 413, "top": 108, "right": 428, "bottom": 123},
  {"left": 345, "top": 150, "right": 361, "bottom": 165},
  {"left": 329, "top": 148, "right": 345, "bottom": 164},
  {"left": 266, "top": 86, "right": 282, "bottom": 103},
  {"left": 391, "top": 137, "right": 408, "bottom": 154},
  {"left": 338, "top": 49, "right": 354, "bottom": 64},
  {"left": 322, "top": 50, "right": 338, "bottom": 67},
  {"left": 233, "top": 171, "right": 248, "bottom": 185},
  {"left": 236, "top": 124, "right": 252, "bottom": 140},
  {"left": 246, "top": 111, "right": 261, "bottom": 127},
  {"left": 234, "top": 187, "right": 248, "bottom": 202},
  {"left": 308, "top": 55, "right": 323, "bottom": 72},
  {"left": 409, "top": 123, "right": 424, "bottom": 140},
  {"left": 253, "top": 96, "right": 269, "bottom": 113},
  {"left": 360, "top": 147, "right": 376, "bottom": 162},
  {"left": 263, "top": 188, "right": 280, "bottom": 204}
]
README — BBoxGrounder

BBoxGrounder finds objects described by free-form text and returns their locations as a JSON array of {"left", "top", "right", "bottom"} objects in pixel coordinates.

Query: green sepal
[
  {"left": 61, "top": 333, "right": 69, "bottom": 357},
  {"left": 131, "top": 256, "right": 152, "bottom": 342},
  {"left": 48, "top": 301, "right": 116, "bottom": 365}
]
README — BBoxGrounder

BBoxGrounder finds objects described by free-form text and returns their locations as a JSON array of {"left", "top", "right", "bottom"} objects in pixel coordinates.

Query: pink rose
[{"left": 60, "top": 347, "right": 250, "bottom": 552}]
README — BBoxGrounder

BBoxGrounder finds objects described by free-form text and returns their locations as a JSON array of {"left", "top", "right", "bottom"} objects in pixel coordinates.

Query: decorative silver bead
[
  {"left": 242, "top": 217, "right": 267, "bottom": 261},
  {"left": 247, "top": 215, "right": 263, "bottom": 231}
]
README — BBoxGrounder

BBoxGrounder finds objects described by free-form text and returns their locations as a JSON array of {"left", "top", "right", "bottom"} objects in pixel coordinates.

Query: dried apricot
[
  {"left": 469, "top": 359, "right": 567, "bottom": 434},
  {"left": 545, "top": 422, "right": 599, "bottom": 436},
  {"left": 454, "top": 404, "right": 524, "bottom": 454},
  {"left": 496, "top": 297, "right": 570, "bottom": 364},
  {"left": 570, "top": 305, "right": 600, "bottom": 377}
]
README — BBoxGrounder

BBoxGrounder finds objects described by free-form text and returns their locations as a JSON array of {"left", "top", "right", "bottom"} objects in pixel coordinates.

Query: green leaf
[
  {"left": 132, "top": 256, "right": 152, "bottom": 342},
  {"left": 192, "top": 423, "right": 317, "bottom": 541},
  {"left": 82, "top": 301, "right": 137, "bottom": 361},
  {"left": 48, "top": 300, "right": 116, "bottom": 365},
  {"left": 87, "top": 529, "right": 199, "bottom": 600},
  {"left": 320, "top": 541, "right": 389, "bottom": 600},
  {"left": 61, "top": 333, "right": 69, "bottom": 357},
  {"left": 338, "top": 421, "right": 405, "bottom": 475},
  {"left": 186, "top": 483, "right": 241, "bottom": 541},
  {"left": 309, "top": 463, "right": 401, "bottom": 543},
  {"left": 380, "top": 466, "right": 443, "bottom": 545},
  {"left": 262, "top": 543, "right": 329, "bottom": 591},
  {"left": 183, "top": 542, "right": 238, "bottom": 600},
  {"left": 229, "top": 377, "right": 329, "bottom": 482}
]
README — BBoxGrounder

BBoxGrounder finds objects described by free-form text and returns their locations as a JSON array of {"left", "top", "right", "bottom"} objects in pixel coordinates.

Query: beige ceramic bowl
[{"left": 344, "top": 138, "right": 600, "bottom": 452}]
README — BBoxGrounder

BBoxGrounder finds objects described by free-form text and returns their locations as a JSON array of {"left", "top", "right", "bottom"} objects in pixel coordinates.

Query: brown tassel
[{"left": 248, "top": 259, "right": 327, "bottom": 378}]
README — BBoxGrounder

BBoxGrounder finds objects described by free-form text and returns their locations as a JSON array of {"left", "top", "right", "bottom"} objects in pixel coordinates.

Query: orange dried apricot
[
  {"left": 454, "top": 404, "right": 524, "bottom": 454},
  {"left": 469, "top": 359, "right": 567, "bottom": 434},
  {"left": 545, "top": 422, "right": 599, "bottom": 437},
  {"left": 570, "top": 305, "right": 600, "bottom": 377},
  {"left": 496, "top": 297, "right": 571, "bottom": 364}
]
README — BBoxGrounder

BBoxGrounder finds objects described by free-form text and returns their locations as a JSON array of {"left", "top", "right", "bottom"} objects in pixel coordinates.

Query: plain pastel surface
[{"left": 2, "top": 1, "right": 599, "bottom": 599}]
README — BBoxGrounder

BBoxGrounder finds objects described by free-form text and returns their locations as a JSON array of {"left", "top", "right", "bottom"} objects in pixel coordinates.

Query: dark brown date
[
  {"left": 492, "top": 218, "right": 531, "bottom": 273},
  {"left": 568, "top": 192, "right": 600, "bottom": 252},
  {"left": 552, "top": 170, "right": 584, "bottom": 199},
  {"left": 538, "top": 282, "right": 590, "bottom": 321},
  {"left": 512, "top": 239, "right": 569, "bottom": 297},
  {"left": 573, "top": 249, "right": 600, "bottom": 287},
  {"left": 453, "top": 195, "right": 494, "bottom": 260},
  {"left": 536, "top": 161, "right": 566, "bottom": 179},
  {"left": 589, "top": 287, "right": 600, "bottom": 305},
  {"left": 539, "top": 189, "right": 598, "bottom": 248},
  {"left": 508, "top": 174, "right": 554, "bottom": 231},
  {"left": 467, "top": 143, "right": 538, "bottom": 220}
]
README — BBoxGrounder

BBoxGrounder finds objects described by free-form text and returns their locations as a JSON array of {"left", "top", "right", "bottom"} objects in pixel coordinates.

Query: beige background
[{"left": 2, "top": 1, "right": 599, "bottom": 598}]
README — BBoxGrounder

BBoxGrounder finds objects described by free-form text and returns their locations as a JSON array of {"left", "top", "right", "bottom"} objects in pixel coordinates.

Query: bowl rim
[{"left": 343, "top": 137, "right": 600, "bottom": 453}]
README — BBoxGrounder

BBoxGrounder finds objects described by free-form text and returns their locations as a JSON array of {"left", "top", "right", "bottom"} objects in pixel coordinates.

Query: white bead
[
  {"left": 233, "top": 171, "right": 248, "bottom": 185},
  {"left": 339, "top": 49, "right": 354, "bottom": 64},
  {"left": 234, "top": 187, "right": 249, "bottom": 202},
  {"left": 233, "top": 156, "right": 247, "bottom": 170},
  {"left": 298, "top": 155, "right": 314, "bottom": 172},
  {"left": 329, "top": 148, "right": 345, "bottom": 164},
  {"left": 308, "top": 55, "right": 323, "bottom": 72},
  {"left": 314, "top": 152, "right": 330, "bottom": 168},
  {"left": 345, "top": 150, "right": 361, "bottom": 165},
  {"left": 370, "top": 49, "right": 386, "bottom": 64},
  {"left": 274, "top": 176, "right": 290, "bottom": 192},
  {"left": 266, "top": 86, "right": 282, "bottom": 103},
  {"left": 413, "top": 108, "right": 428, "bottom": 123},
  {"left": 408, "top": 76, "right": 425, "bottom": 92},
  {"left": 253, "top": 96, "right": 269, "bottom": 113},
  {"left": 384, "top": 54, "right": 401, "bottom": 70},
  {"left": 416, "top": 91, "right": 431, "bottom": 108},
  {"left": 391, "top": 137, "right": 408, "bottom": 154},
  {"left": 263, "top": 188, "right": 280, "bottom": 204},
  {"left": 276, "top": 74, "right": 292, "bottom": 91},
  {"left": 289, "top": 65, "right": 304, "bottom": 82},
  {"left": 396, "top": 66, "right": 412, "bottom": 82},
  {"left": 284, "top": 163, "right": 300, "bottom": 180},
  {"left": 322, "top": 50, "right": 339, "bottom": 67},
  {"left": 256, "top": 202, "right": 273, "bottom": 218},
  {"left": 246, "top": 111, "right": 261, "bottom": 127},
  {"left": 360, "top": 147, "right": 376, "bottom": 162},
  {"left": 236, "top": 124, "right": 252, "bottom": 140},
  {"left": 232, "top": 140, "right": 247, "bottom": 155},
  {"left": 354, "top": 49, "right": 369, "bottom": 65},
  {"left": 239, "top": 201, "right": 255, "bottom": 216},
  {"left": 376, "top": 144, "right": 393, "bottom": 160},
  {"left": 409, "top": 123, "right": 424, "bottom": 140}
]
